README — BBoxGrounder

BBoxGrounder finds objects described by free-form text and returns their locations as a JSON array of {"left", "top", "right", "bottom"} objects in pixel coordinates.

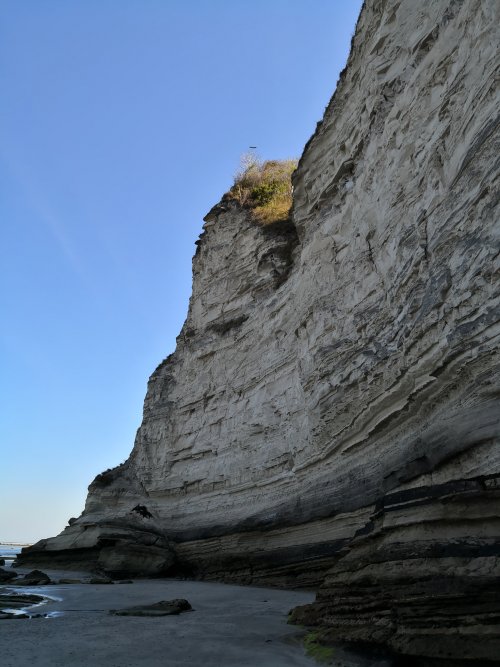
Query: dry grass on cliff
[{"left": 229, "top": 155, "right": 297, "bottom": 224}]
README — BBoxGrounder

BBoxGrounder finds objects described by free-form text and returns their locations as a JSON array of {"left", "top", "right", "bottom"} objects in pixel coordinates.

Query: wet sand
[{"left": 0, "top": 570, "right": 318, "bottom": 667}]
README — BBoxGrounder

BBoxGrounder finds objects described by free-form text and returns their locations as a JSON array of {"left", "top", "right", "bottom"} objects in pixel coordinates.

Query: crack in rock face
[{"left": 17, "top": 0, "right": 500, "bottom": 662}]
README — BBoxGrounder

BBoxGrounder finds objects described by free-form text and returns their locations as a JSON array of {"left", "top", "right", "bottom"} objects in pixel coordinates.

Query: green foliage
[
  {"left": 303, "top": 632, "right": 334, "bottom": 664},
  {"left": 251, "top": 180, "right": 283, "bottom": 206},
  {"left": 229, "top": 154, "right": 297, "bottom": 224}
]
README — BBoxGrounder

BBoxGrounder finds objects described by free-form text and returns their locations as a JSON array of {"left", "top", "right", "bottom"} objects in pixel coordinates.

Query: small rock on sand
[
  {"left": 110, "top": 598, "right": 192, "bottom": 617},
  {"left": 89, "top": 576, "right": 114, "bottom": 585}
]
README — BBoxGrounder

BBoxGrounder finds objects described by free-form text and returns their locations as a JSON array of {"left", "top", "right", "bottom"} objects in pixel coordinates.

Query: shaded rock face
[
  {"left": 18, "top": 0, "right": 500, "bottom": 661},
  {"left": 18, "top": 517, "right": 175, "bottom": 578}
]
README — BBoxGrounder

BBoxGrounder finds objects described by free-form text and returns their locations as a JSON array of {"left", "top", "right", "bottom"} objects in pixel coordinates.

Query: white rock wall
[
  {"left": 23, "top": 2, "right": 500, "bottom": 624},
  {"left": 90, "top": 0, "right": 500, "bottom": 537}
]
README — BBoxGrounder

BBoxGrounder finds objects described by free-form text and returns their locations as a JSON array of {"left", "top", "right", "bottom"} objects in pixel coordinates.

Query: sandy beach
[{"left": 1, "top": 568, "right": 321, "bottom": 667}]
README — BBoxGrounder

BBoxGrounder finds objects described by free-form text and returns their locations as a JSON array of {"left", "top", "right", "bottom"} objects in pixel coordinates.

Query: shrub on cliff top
[{"left": 228, "top": 154, "right": 297, "bottom": 225}]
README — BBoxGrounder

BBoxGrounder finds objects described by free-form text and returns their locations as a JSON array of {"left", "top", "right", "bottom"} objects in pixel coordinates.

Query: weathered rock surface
[{"left": 18, "top": 0, "right": 500, "bottom": 661}]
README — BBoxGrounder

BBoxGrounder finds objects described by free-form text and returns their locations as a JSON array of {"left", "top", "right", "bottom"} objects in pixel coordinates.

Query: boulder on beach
[
  {"left": 110, "top": 598, "right": 192, "bottom": 617},
  {"left": 16, "top": 570, "right": 51, "bottom": 586},
  {"left": 0, "top": 558, "right": 5, "bottom": 566},
  {"left": 0, "top": 567, "right": 17, "bottom": 582}
]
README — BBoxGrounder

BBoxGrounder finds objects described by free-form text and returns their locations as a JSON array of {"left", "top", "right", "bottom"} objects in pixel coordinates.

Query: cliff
[{"left": 19, "top": 0, "right": 500, "bottom": 662}]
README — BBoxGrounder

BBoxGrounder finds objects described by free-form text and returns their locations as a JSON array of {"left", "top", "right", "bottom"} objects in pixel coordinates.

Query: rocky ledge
[{"left": 18, "top": 0, "right": 500, "bottom": 663}]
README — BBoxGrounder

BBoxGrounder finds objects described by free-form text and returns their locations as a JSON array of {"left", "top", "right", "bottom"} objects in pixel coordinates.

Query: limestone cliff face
[{"left": 20, "top": 0, "right": 500, "bottom": 661}]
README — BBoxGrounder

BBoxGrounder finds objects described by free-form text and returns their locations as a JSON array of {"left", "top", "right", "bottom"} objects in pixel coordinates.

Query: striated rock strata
[{"left": 19, "top": 0, "right": 500, "bottom": 662}]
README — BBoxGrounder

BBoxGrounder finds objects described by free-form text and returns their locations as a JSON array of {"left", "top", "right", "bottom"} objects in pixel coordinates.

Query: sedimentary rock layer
[{"left": 19, "top": 0, "right": 500, "bottom": 661}]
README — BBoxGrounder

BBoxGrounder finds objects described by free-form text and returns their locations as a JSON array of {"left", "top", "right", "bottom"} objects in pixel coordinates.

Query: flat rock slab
[
  {"left": 110, "top": 598, "right": 192, "bottom": 616},
  {"left": 0, "top": 593, "right": 46, "bottom": 609},
  {"left": 0, "top": 592, "right": 47, "bottom": 620}
]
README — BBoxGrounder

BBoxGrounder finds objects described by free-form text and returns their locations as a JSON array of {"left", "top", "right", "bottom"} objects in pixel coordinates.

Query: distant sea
[{"left": 0, "top": 543, "right": 29, "bottom": 565}]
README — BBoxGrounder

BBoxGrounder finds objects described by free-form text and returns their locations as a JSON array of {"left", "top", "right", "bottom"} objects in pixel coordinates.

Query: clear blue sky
[{"left": 0, "top": 1, "right": 362, "bottom": 543}]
